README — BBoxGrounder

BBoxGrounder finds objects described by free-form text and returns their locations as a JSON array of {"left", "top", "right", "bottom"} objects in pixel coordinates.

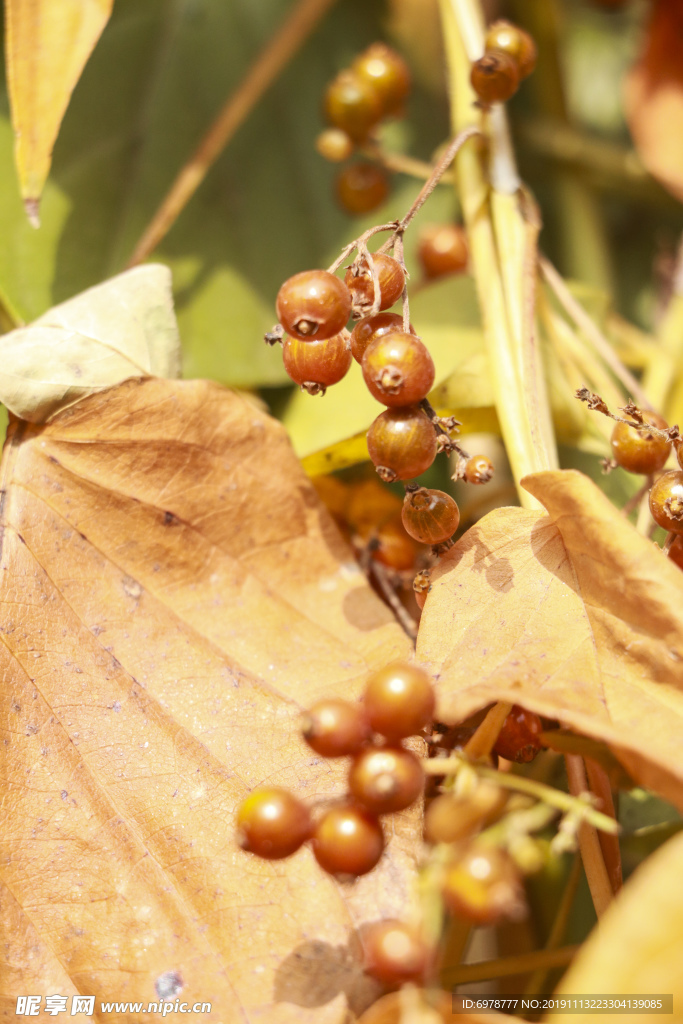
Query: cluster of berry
[
  {"left": 236, "top": 668, "right": 548, "bottom": 985},
  {"left": 470, "top": 21, "right": 537, "bottom": 106},
  {"left": 608, "top": 409, "right": 683, "bottom": 564},
  {"left": 236, "top": 663, "right": 434, "bottom": 876},
  {"left": 317, "top": 43, "right": 410, "bottom": 216}
]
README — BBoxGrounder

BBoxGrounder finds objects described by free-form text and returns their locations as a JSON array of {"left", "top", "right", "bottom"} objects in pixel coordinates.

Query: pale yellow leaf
[
  {"left": 5, "top": 0, "right": 114, "bottom": 221},
  {"left": 545, "top": 831, "right": 683, "bottom": 1024},
  {"left": 0, "top": 265, "right": 181, "bottom": 422}
]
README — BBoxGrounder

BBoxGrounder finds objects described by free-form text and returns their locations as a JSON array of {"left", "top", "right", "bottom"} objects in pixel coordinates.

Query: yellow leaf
[
  {"left": 416, "top": 469, "right": 683, "bottom": 810},
  {"left": 5, "top": 0, "right": 114, "bottom": 223},
  {"left": 0, "top": 379, "right": 415, "bottom": 1021},
  {"left": 284, "top": 324, "right": 487, "bottom": 462},
  {"left": 0, "top": 265, "right": 180, "bottom": 421},
  {"left": 545, "top": 831, "right": 683, "bottom": 1023}
]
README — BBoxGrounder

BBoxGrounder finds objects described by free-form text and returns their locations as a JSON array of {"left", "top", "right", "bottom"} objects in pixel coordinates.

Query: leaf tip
[{"left": 23, "top": 198, "right": 41, "bottom": 229}]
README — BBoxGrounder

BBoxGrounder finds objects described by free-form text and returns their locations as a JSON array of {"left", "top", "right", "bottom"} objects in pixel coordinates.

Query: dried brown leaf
[
  {"left": 0, "top": 378, "right": 416, "bottom": 1022},
  {"left": 545, "top": 831, "right": 683, "bottom": 1023},
  {"left": 623, "top": 0, "right": 683, "bottom": 203},
  {"left": 5, "top": 0, "right": 114, "bottom": 222},
  {"left": 416, "top": 469, "right": 683, "bottom": 810}
]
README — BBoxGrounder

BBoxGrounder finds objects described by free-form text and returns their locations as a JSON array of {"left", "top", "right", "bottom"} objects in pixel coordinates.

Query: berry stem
[
  {"left": 357, "top": 541, "right": 418, "bottom": 640},
  {"left": 422, "top": 754, "right": 620, "bottom": 835},
  {"left": 443, "top": 944, "right": 578, "bottom": 987},
  {"left": 125, "top": 0, "right": 340, "bottom": 268},
  {"left": 327, "top": 222, "right": 399, "bottom": 274},
  {"left": 565, "top": 754, "right": 614, "bottom": 917},
  {"left": 360, "top": 141, "right": 456, "bottom": 185}
]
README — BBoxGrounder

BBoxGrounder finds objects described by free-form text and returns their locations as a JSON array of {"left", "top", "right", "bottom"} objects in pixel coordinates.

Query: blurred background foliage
[{"left": 0, "top": 0, "right": 682, "bottom": 484}]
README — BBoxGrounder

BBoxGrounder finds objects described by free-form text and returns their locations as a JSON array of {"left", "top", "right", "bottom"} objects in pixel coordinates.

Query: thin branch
[
  {"left": 366, "top": 558, "right": 418, "bottom": 641},
  {"left": 464, "top": 701, "right": 512, "bottom": 760},
  {"left": 585, "top": 757, "right": 622, "bottom": 894},
  {"left": 360, "top": 141, "right": 455, "bottom": 185},
  {"left": 565, "top": 754, "right": 614, "bottom": 917},
  {"left": 126, "top": 0, "right": 339, "bottom": 267},
  {"left": 395, "top": 127, "right": 482, "bottom": 235},
  {"left": 540, "top": 255, "right": 653, "bottom": 410},
  {"left": 445, "top": 945, "right": 579, "bottom": 987}
]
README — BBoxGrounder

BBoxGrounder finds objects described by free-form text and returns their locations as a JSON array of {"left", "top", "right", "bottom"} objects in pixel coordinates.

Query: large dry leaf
[
  {"left": 5, "top": 0, "right": 114, "bottom": 222},
  {"left": 0, "top": 378, "right": 416, "bottom": 1022},
  {"left": 545, "top": 831, "right": 683, "bottom": 1023},
  {"left": 0, "top": 265, "right": 180, "bottom": 422},
  {"left": 623, "top": 0, "right": 683, "bottom": 203},
  {"left": 416, "top": 469, "right": 683, "bottom": 810}
]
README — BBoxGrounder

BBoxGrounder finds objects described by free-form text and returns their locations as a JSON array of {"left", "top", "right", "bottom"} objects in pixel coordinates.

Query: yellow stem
[{"left": 524, "top": 853, "right": 582, "bottom": 996}]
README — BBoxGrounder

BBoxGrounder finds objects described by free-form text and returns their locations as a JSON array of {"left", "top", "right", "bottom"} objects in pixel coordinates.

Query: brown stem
[
  {"left": 540, "top": 255, "right": 653, "bottom": 410},
  {"left": 565, "top": 754, "right": 613, "bottom": 917},
  {"left": 585, "top": 757, "right": 622, "bottom": 894},
  {"left": 360, "top": 140, "right": 456, "bottom": 185},
  {"left": 358, "top": 549, "right": 417, "bottom": 641},
  {"left": 125, "top": 0, "right": 339, "bottom": 267},
  {"left": 622, "top": 478, "right": 652, "bottom": 519},
  {"left": 395, "top": 127, "right": 481, "bottom": 236},
  {"left": 327, "top": 222, "right": 398, "bottom": 274}
]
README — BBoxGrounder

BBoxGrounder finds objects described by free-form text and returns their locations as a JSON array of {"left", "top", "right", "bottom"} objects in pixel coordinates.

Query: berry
[
  {"left": 417, "top": 224, "right": 468, "bottom": 280},
  {"left": 485, "top": 21, "right": 537, "bottom": 79},
  {"left": 350, "top": 312, "right": 406, "bottom": 363},
  {"left": 678, "top": 442, "right": 683, "bottom": 470},
  {"left": 464, "top": 455, "right": 494, "bottom": 484},
  {"left": 470, "top": 51, "right": 519, "bottom": 105},
  {"left": 324, "top": 69, "right": 382, "bottom": 141},
  {"left": 412, "top": 569, "right": 431, "bottom": 611},
  {"left": 493, "top": 706, "right": 543, "bottom": 764},
  {"left": 236, "top": 787, "right": 312, "bottom": 859},
  {"left": 367, "top": 406, "right": 437, "bottom": 482},
  {"left": 368, "top": 516, "right": 419, "bottom": 571},
  {"left": 649, "top": 471, "right": 683, "bottom": 534},
  {"left": 348, "top": 745, "right": 424, "bottom": 814},
  {"left": 442, "top": 845, "right": 525, "bottom": 924},
  {"left": 362, "top": 332, "right": 435, "bottom": 408},
  {"left": 346, "top": 477, "right": 403, "bottom": 531},
  {"left": 282, "top": 333, "right": 352, "bottom": 394},
  {"left": 668, "top": 535, "right": 683, "bottom": 571},
  {"left": 276, "top": 270, "right": 351, "bottom": 341},
  {"left": 610, "top": 412, "right": 671, "bottom": 475},
  {"left": 352, "top": 44, "right": 411, "bottom": 117},
  {"left": 424, "top": 784, "right": 507, "bottom": 845},
  {"left": 312, "top": 804, "right": 384, "bottom": 876},
  {"left": 316, "top": 127, "right": 354, "bottom": 163},
  {"left": 401, "top": 487, "right": 460, "bottom": 545},
  {"left": 361, "top": 920, "right": 428, "bottom": 986},
  {"left": 364, "top": 662, "right": 435, "bottom": 740},
  {"left": 345, "top": 255, "right": 405, "bottom": 315},
  {"left": 336, "top": 162, "right": 390, "bottom": 215},
  {"left": 302, "top": 699, "right": 371, "bottom": 758}
]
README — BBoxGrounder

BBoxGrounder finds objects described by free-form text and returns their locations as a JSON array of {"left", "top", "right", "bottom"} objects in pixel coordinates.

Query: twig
[
  {"left": 394, "top": 127, "right": 482, "bottom": 236},
  {"left": 622, "top": 478, "right": 652, "bottom": 519},
  {"left": 366, "top": 558, "right": 418, "bottom": 641},
  {"left": 464, "top": 701, "right": 512, "bottom": 760},
  {"left": 126, "top": 0, "right": 339, "bottom": 267},
  {"left": 565, "top": 754, "right": 613, "bottom": 917},
  {"left": 423, "top": 755, "right": 619, "bottom": 835},
  {"left": 445, "top": 945, "right": 579, "bottom": 987},
  {"left": 585, "top": 757, "right": 622, "bottom": 894},
  {"left": 539, "top": 255, "right": 653, "bottom": 410},
  {"left": 360, "top": 141, "right": 455, "bottom": 185}
]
